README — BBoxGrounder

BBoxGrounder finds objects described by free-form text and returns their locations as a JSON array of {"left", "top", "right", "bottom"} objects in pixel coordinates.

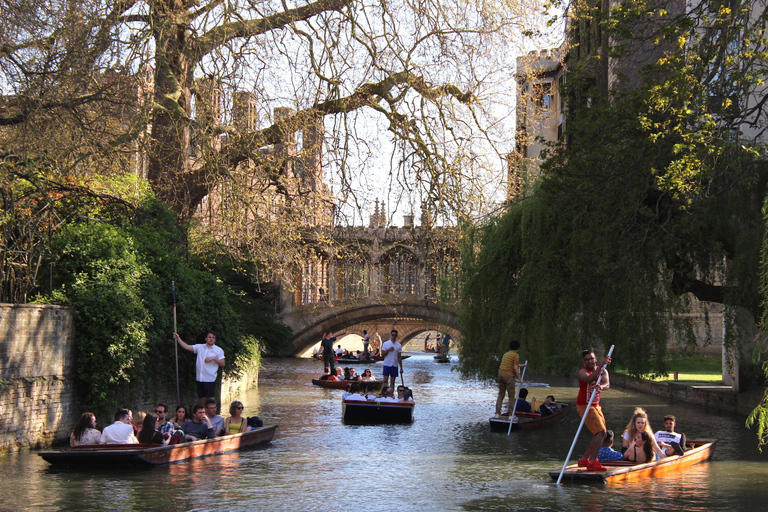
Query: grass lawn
[{"left": 619, "top": 354, "right": 724, "bottom": 384}]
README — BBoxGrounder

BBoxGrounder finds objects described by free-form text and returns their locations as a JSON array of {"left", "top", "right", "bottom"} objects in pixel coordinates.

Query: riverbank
[{"left": 611, "top": 372, "right": 765, "bottom": 417}]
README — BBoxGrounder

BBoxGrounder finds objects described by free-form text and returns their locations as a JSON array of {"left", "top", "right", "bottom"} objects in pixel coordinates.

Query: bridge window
[
  {"left": 336, "top": 251, "right": 370, "bottom": 300},
  {"left": 426, "top": 248, "right": 459, "bottom": 301},
  {"left": 381, "top": 248, "right": 416, "bottom": 295},
  {"left": 295, "top": 249, "right": 330, "bottom": 305}
]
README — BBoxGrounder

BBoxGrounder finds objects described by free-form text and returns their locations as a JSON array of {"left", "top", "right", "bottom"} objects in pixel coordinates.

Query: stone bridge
[
  {"left": 275, "top": 207, "right": 462, "bottom": 355},
  {"left": 280, "top": 296, "right": 459, "bottom": 356}
]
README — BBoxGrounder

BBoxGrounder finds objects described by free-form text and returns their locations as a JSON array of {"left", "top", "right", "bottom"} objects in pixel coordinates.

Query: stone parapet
[{"left": 611, "top": 372, "right": 764, "bottom": 417}]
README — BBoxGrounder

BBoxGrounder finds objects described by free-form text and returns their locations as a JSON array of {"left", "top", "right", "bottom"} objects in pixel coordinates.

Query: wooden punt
[
  {"left": 342, "top": 399, "right": 415, "bottom": 424},
  {"left": 549, "top": 439, "right": 717, "bottom": 483},
  {"left": 489, "top": 403, "right": 571, "bottom": 432},
  {"left": 336, "top": 358, "right": 379, "bottom": 365},
  {"left": 371, "top": 354, "right": 411, "bottom": 361},
  {"left": 38, "top": 425, "right": 277, "bottom": 467},
  {"left": 312, "top": 379, "right": 383, "bottom": 390}
]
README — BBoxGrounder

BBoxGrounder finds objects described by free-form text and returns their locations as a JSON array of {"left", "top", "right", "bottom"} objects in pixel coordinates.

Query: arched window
[
  {"left": 380, "top": 247, "right": 417, "bottom": 295},
  {"left": 295, "top": 248, "right": 330, "bottom": 305},
  {"left": 336, "top": 248, "right": 371, "bottom": 300}
]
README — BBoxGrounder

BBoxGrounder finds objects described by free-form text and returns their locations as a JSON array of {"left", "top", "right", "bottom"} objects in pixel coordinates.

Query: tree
[
  {"left": 0, "top": 0, "right": 548, "bottom": 224},
  {"left": 459, "top": 0, "right": 768, "bottom": 381}
]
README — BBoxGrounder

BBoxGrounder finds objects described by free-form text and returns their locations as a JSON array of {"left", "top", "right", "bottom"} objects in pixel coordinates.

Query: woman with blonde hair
[
  {"left": 224, "top": 400, "right": 253, "bottom": 435},
  {"left": 621, "top": 408, "right": 665, "bottom": 459}
]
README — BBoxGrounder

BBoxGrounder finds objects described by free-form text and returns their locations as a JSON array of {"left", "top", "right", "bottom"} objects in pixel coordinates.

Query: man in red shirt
[{"left": 576, "top": 348, "right": 611, "bottom": 471}]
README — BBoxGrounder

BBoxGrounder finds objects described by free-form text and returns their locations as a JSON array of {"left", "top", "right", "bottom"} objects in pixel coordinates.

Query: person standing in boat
[
  {"left": 363, "top": 330, "right": 371, "bottom": 356},
  {"left": 174, "top": 331, "right": 225, "bottom": 406},
  {"left": 381, "top": 329, "right": 403, "bottom": 389},
  {"left": 576, "top": 348, "right": 612, "bottom": 472},
  {"left": 320, "top": 331, "right": 344, "bottom": 376},
  {"left": 494, "top": 340, "right": 525, "bottom": 419}
]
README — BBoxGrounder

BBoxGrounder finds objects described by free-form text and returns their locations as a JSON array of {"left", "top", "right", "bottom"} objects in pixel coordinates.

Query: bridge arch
[{"left": 283, "top": 302, "right": 458, "bottom": 355}]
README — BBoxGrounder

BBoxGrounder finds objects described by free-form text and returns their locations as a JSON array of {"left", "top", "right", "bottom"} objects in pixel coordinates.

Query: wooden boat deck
[
  {"left": 549, "top": 439, "right": 717, "bottom": 483},
  {"left": 312, "top": 379, "right": 383, "bottom": 390},
  {"left": 489, "top": 403, "right": 571, "bottom": 432}
]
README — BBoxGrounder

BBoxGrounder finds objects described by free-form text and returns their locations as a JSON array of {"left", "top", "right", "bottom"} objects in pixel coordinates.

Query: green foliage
[
  {"left": 39, "top": 197, "right": 287, "bottom": 412},
  {"left": 459, "top": 0, "right": 768, "bottom": 382},
  {"left": 48, "top": 222, "right": 152, "bottom": 409}
]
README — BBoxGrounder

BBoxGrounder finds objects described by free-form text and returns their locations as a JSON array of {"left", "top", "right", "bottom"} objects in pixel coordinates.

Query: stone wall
[{"left": 0, "top": 304, "right": 77, "bottom": 453}]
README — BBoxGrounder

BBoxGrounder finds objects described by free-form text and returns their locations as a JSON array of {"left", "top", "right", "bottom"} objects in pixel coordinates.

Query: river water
[{"left": 3, "top": 353, "right": 768, "bottom": 511}]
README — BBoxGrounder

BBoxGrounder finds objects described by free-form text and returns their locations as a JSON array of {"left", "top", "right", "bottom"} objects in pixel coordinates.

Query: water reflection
[{"left": 2, "top": 353, "right": 768, "bottom": 511}]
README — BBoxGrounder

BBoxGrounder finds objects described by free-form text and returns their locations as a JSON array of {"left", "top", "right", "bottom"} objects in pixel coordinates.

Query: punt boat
[
  {"left": 549, "top": 439, "right": 717, "bottom": 483},
  {"left": 38, "top": 425, "right": 277, "bottom": 467},
  {"left": 336, "top": 358, "right": 378, "bottom": 365},
  {"left": 312, "top": 379, "right": 383, "bottom": 390},
  {"left": 371, "top": 354, "right": 411, "bottom": 362},
  {"left": 489, "top": 403, "right": 571, "bottom": 432},
  {"left": 342, "top": 399, "right": 415, "bottom": 424}
]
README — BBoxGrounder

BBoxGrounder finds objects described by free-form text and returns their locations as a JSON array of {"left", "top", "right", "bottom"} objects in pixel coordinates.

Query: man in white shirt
[
  {"left": 99, "top": 409, "right": 139, "bottom": 444},
  {"left": 174, "top": 331, "right": 225, "bottom": 405},
  {"left": 655, "top": 415, "right": 686, "bottom": 456},
  {"left": 205, "top": 398, "right": 225, "bottom": 436},
  {"left": 342, "top": 382, "right": 367, "bottom": 401},
  {"left": 381, "top": 330, "right": 403, "bottom": 389},
  {"left": 376, "top": 386, "right": 399, "bottom": 403}
]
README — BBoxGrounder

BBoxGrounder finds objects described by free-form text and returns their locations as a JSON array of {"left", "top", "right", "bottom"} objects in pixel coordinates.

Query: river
[{"left": 3, "top": 353, "right": 768, "bottom": 511}]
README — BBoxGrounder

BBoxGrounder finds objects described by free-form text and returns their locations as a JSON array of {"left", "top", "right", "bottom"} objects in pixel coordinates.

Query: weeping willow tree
[{"left": 459, "top": 0, "right": 768, "bottom": 381}]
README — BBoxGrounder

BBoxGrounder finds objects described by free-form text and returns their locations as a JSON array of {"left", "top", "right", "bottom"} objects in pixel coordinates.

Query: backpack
[{"left": 246, "top": 416, "right": 263, "bottom": 429}]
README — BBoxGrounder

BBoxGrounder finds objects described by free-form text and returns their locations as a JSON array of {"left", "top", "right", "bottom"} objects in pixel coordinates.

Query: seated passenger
[
  {"left": 172, "top": 405, "right": 189, "bottom": 429},
  {"left": 131, "top": 410, "right": 146, "bottom": 436},
  {"left": 70, "top": 412, "right": 101, "bottom": 446},
  {"left": 396, "top": 385, "right": 414, "bottom": 401},
  {"left": 99, "top": 409, "right": 139, "bottom": 444},
  {"left": 363, "top": 383, "right": 377, "bottom": 400},
  {"left": 205, "top": 398, "right": 225, "bottom": 436},
  {"left": 376, "top": 386, "right": 399, "bottom": 403},
  {"left": 624, "top": 431, "right": 654, "bottom": 463},
  {"left": 335, "top": 345, "right": 344, "bottom": 357},
  {"left": 138, "top": 414, "right": 167, "bottom": 444},
  {"left": 319, "top": 366, "right": 332, "bottom": 380},
  {"left": 597, "top": 430, "right": 624, "bottom": 462},
  {"left": 621, "top": 408, "right": 666, "bottom": 459},
  {"left": 225, "top": 400, "right": 252, "bottom": 435},
  {"left": 343, "top": 382, "right": 366, "bottom": 401},
  {"left": 360, "top": 368, "right": 376, "bottom": 381},
  {"left": 654, "top": 414, "right": 686, "bottom": 456},
  {"left": 514, "top": 388, "right": 532, "bottom": 413},
  {"left": 347, "top": 368, "right": 360, "bottom": 381},
  {"left": 538, "top": 395, "right": 562, "bottom": 417},
  {"left": 179, "top": 404, "right": 216, "bottom": 441}
]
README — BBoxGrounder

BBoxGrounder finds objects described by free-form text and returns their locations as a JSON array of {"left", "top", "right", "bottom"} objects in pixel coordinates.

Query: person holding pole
[
  {"left": 495, "top": 340, "right": 525, "bottom": 419},
  {"left": 576, "top": 348, "right": 612, "bottom": 471},
  {"left": 174, "top": 331, "right": 225, "bottom": 406}
]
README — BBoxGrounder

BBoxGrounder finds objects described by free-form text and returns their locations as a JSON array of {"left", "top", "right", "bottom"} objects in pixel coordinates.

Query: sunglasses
[
  {"left": 236, "top": 406, "right": 243, "bottom": 410},
  {"left": 155, "top": 410, "right": 166, "bottom": 414}
]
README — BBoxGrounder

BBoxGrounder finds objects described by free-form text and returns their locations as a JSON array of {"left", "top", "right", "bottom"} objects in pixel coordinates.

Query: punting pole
[
  {"left": 172, "top": 280, "right": 180, "bottom": 406},
  {"left": 556, "top": 345, "right": 615, "bottom": 485},
  {"left": 507, "top": 360, "right": 529, "bottom": 435}
]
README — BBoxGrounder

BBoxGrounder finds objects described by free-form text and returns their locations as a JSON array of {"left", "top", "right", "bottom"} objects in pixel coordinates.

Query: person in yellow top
[{"left": 495, "top": 340, "right": 525, "bottom": 418}]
